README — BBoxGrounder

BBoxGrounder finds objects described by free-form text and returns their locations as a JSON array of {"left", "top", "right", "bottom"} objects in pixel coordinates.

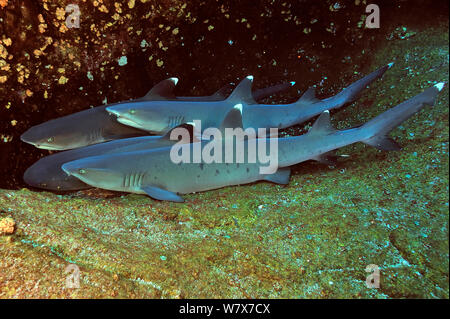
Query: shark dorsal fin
[
  {"left": 210, "top": 83, "right": 233, "bottom": 100},
  {"left": 298, "top": 87, "right": 320, "bottom": 104},
  {"left": 219, "top": 103, "right": 244, "bottom": 132},
  {"left": 161, "top": 123, "right": 201, "bottom": 143},
  {"left": 308, "top": 111, "right": 336, "bottom": 136},
  {"left": 142, "top": 77, "right": 178, "bottom": 100},
  {"left": 217, "top": 104, "right": 257, "bottom": 140},
  {"left": 226, "top": 76, "right": 256, "bottom": 104}
]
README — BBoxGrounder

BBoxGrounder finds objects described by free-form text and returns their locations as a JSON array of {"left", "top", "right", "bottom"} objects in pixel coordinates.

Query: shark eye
[
  {"left": 129, "top": 109, "right": 136, "bottom": 114},
  {"left": 78, "top": 169, "right": 86, "bottom": 174},
  {"left": 47, "top": 137, "right": 54, "bottom": 143}
]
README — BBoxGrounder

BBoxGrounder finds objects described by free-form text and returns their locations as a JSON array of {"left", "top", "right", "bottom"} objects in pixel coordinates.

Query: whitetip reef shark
[
  {"left": 61, "top": 82, "right": 444, "bottom": 202},
  {"left": 106, "top": 63, "right": 393, "bottom": 135},
  {"left": 20, "top": 79, "right": 294, "bottom": 150},
  {"left": 23, "top": 124, "right": 197, "bottom": 191}
]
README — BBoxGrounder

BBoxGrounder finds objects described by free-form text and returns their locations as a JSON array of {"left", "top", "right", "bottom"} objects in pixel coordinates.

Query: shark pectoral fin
[
  {"left": 308, "top": 111, "right": 336, "bottom": 136},
  {"left": 298, "top": 87, "right": 320, "bottom": 104},
  {"left": 263, "top": 168, "right": 291, "bottom": 185},
  {"left": 227, "top": 76, "right": 256, "bottom": 104},
  {"left": 141, "top": 185, "right": 185, "bottom": 202},
  {"left": 363, "top": 135, "right": 402, "bottom": 151},
  {"left": 312, "top": 151, "right": 338, "bottom": 166},
  {"left": 142, "top": 77, "right": 178, "bottom": 100}
]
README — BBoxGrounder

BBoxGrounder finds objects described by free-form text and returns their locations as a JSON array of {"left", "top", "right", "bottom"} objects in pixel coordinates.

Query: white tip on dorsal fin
[
  {"left": 219, "top": 103, "right": 244, "bottom": 133},
  {"left": 226, "top": 76, "right": 256, "bottom": 104},
  {"left": 308, "top": 110, "right": 336, "bottom": 136},
  {"left": 298, "top": 87, "right": 320, "bottom": 104},
  {"left": 387, "top": 62, "right": 395, "bottom": 69},
  {"left": 142, "top": 77, "right": 178, "bottom": 100},
  {"left": 434, "top": 82, "right": 445, "bottom": 91}
]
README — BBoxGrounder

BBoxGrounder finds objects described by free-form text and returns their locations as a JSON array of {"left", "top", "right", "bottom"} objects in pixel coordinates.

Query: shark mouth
[
  {"left": 32, "top": 143, "right": 65, "bottom": 151},
  {"left": 106, "top": 108, "right": 142, "bottom": 129},
  {"left": 115, "top": 116, "right": 142, "bottom": 129}
]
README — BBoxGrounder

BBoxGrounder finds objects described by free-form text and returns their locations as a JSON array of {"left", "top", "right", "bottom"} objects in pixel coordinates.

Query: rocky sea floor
[{"left": 0, "top": 1, "right": 448, "bottom": 298}]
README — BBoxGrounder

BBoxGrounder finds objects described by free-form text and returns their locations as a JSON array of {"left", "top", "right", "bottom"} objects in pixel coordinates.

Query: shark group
[{"left": 21, "top": 64, "right": 445, "bottom": 202}]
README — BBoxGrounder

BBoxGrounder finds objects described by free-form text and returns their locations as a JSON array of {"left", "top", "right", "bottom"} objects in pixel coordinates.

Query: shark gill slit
[
  {"left": 168, "top": 116, "right": 185, "bottom": 128},
  {"left": 90, "top": 127, "right": 103, "bottom": 143},
  {"left": 123, "top": 172, "right": 146, "bottom": 188}
]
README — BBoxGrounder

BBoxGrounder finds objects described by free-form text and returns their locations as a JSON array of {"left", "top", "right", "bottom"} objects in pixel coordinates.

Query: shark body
[
  {"left": 106, "top": 64, "right": 392, "bottom": 135},
  {"left": 62, "top": 83, "right": 444, "bottom": 202},
  {"left": 20, "top": 79, "right": 293, "bottom": 150},
  {"left": 23, "top": 127, "right": 191, "bottom": 191}
]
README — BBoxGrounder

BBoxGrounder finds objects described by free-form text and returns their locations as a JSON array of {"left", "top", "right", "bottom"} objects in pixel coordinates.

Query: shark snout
[
  {"left": 61, "top": 161, "right": 84, "bottom": 176},
  {"left": 20, "top": 129, "right": 37, "bottom": 145},
  {"left": 20, "top": 128, "right": 63, "bottom": 150}
]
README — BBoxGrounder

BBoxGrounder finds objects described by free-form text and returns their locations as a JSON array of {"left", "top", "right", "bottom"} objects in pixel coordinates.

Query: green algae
[{"left": 1, "top": 24, "right": 449, "bottom": 300}]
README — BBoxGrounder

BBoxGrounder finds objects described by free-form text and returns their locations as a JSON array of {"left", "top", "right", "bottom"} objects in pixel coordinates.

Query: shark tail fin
[
  {"left": 252, "top": 81, "right": 296, "bottom": 101},
  {"left": 361, "top": 82, "right": 445, "bottom": 151},
  {"left": 333, "top": 63, "right": 393, "bottom": 106},
  {"left": 294, "top": 63, "right": 393, "bottom": 110}
]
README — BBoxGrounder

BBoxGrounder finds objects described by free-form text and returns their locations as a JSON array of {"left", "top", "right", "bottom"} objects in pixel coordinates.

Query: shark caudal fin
[
  {"left": 252, "top": 81, "right": 296, "bottom": 101},
  {"left": 331, "top": 62, "right": 393, "bottom": 106},
  {"left": 361, "top": 82, "right": 445, "bottom": 151},
  {"left": 294, "top": 63, "right": 394, "bottom": 110}
]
